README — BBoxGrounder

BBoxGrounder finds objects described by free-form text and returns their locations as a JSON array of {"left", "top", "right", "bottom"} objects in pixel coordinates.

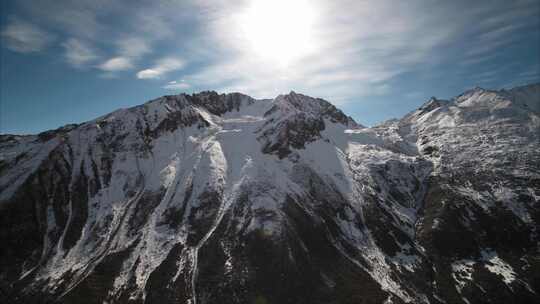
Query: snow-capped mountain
[{"left": 1, "top": 84, "right": 539, "bottom": 304}]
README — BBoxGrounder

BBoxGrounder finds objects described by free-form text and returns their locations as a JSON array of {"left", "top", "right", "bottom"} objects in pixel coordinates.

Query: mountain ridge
[{"left": 0, "top": 82, "right": 539, "bottom": 304}]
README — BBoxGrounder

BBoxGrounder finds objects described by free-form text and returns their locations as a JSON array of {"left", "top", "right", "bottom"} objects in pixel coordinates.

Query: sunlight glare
[{"left": 238, "top": 0, "right": 317, "bottom": 67}]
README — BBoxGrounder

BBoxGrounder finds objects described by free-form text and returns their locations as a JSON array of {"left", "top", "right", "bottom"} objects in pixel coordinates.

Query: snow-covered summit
[{"left": 269, "top": 91, "right": 359, "bottom": 126}]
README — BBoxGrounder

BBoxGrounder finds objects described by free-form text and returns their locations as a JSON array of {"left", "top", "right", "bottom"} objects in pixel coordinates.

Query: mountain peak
[
  {"left": 417, "top": 96, "right": 449, "bottom": 114},
  {"left": 271, "top": 91, "right": 358, "bottom": 127}
]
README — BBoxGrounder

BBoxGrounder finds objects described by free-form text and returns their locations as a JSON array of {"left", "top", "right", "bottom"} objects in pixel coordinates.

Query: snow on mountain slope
[{"left": 0, "top": 84, "right": 539, "bottom": 304}]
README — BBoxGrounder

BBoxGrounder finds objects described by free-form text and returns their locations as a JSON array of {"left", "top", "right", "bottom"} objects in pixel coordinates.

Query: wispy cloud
[
  {"left": 16, "top": 0, "right": 109, "bottom": 40},
  {"left": 404, "top": 91, "right": 425, "bottom": 100},
  {"left": 136, "top": 58, "right": 185, "bottom": 79},
  {"left": 62, "top": 38, "right": 98, "bottom": 67},
  {"left": 180, "top": 0, "right": 539, "bottom": 101},
  {"left": 503, "top": 65, "right": 540, "bottom": 88},
  {"left": 116, "top": 37, "right": 151, "bottom": 59},
  {"left": 163, "top": 80, "right": 191, "bottom": 90},
  {"left": 2, "top": 0, "right": 539, "bottom": 104},
  {"left": 459, "top": 1, "right": 539, "bottom": 65},
  {"left": 94, "top": 37, "right": 152, "bottom": 76},
  {"left": 180, "top": 0, "right": 461, "bottom": 100},
  {"left": 98, "top": 57, "right": 133, "bottom": 72},
  {"left": 1, "top": 17, "right": 54, "bottom": 53}
]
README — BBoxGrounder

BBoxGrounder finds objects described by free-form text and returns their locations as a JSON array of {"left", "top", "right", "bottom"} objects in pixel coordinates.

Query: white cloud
[
  {"left": 180, "top": 0, "right": 454, "bottom": 100},
  {"left": 93, "top": 37, "right": 152, "bottom": 76},
  {"left": 4, "top": 0, "right": 538, "bottom": 101},
  {"left": 163, "top": 80, "right": 190, "bottom": 90},
  {"left": 1, "top": 17, "right": 53, "bottom": 53},
  {"left": 16, "top": 0, "right": 110, "bottom": 40},
  {"left": 98, "top": 57, "right": 133, "bottom": 72},
  {"left": 116, "top": 37, "right": 151, "bottom": 58},
  {"left": 62, "top": 38, "right": 98, "bottom": 67},
  {"left": 179, "top": 0, "right": 538, "bottom": 103},
  {"left": 136, "top": 69, "right": 160, "bottom": 79},
  {"left": 136, "top": 58, "right": 185, "bottom": 79}
]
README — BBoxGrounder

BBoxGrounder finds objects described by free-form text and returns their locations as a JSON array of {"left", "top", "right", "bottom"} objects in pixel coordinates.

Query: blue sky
[{"left": 1, "top": 0, "right": 539, "bottom": 134}]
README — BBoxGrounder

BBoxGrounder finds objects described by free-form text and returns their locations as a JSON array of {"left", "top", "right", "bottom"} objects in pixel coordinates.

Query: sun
[{"left": 238, "top": 0, "right": 317, "bottom": 67}]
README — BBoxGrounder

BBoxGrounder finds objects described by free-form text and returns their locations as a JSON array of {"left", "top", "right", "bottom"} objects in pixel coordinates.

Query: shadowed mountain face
[{"left": 0, "top": 84, "right": 539, "bottom": 304}]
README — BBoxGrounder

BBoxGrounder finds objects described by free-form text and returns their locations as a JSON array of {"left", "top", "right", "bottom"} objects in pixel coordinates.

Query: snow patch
[{"left": 481, "top": 250, "right": 516, "bottom": 285}]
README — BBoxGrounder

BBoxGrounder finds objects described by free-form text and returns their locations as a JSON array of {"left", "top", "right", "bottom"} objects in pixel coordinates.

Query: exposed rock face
[{"left": 0, "top": 84, "right": 539, "bottom": 304}]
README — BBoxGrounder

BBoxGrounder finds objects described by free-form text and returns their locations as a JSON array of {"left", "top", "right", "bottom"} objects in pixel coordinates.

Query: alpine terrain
[{"left": 1, "top": 83, "right": 539, "bottom": 304}]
